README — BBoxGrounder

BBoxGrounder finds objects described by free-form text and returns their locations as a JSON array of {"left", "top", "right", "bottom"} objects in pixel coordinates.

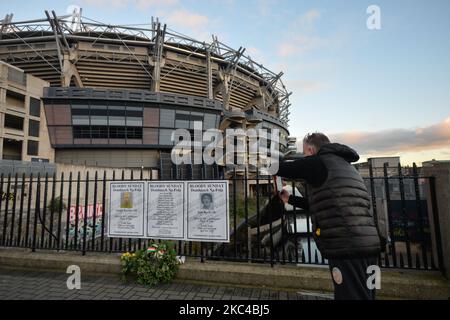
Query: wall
[
  {"left": 422, "top": 163, "right": 450, "bottom": 278},
  {"left": 0, "top": 61, "right": 55, "bottom": 163},
  {"left": 55, "top": 149, "right": 159, "bottom": 168}
]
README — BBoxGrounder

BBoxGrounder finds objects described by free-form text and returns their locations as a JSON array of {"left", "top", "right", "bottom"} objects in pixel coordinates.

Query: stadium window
[
  {"left": 203, "top": 113, "right": 217, "bottom": 129},
  {"left": 73, "top": 126, "right": 91, "bottom": 139},
  {"left": 190, "top": 112, "right": 203, "bottom": 129},
  {"left": 29, "top": 97, "right": 41, "bottom": 117},
  {"left": 108, "top": 105, "right": 126, "bottom": 126},
  {"left": 175, "top": 110, "right": 190, "bottom": 129},
  {"left": 109, "top": 116, "right": 125, "bottom": 126},
  {"left": 27, "top": 140, "right": 39, "bottom": 156},
  {"left": 108, "top": 105, "right": 126, "bottom": 117},
  {"left": 90, "top": 105, "right": 108, "bottom": 116},
  {"left": 160, "top": 109, "right": 175, "bottom": 128},
  {"left": 126, "top": 106, "right": 143, "bottom": 117},
  {"left": 90, "top": 116, "right": 108, "bottom": 126},
  {"left": 159, "top": 129, "right": 174, "bottom": 145},
  {"left": 71, "top": 104, "right": 89, "bottom": 115},
  {"left": 90, "top": 104, "right": 108, "bottom": 126},
  {"left": 90, "top": 126, "right": 109, "bottom": 139},
  {"left": 126, "top": 117, "right": 142, "bottom": 126},
  {"left": 6, "top": 90, "right": 25, "bottom": 108},
  {"left": 28, "top": 119, "right": 40, "bottom": 137},
  {"left": 109, "top": 126, "right": 126, "bottom": 139},
  {"left": 4, "top": 114, "right": 24, "bottom": 131},
  {"left": 72, "top": 115, "right": 90, "bottom": 125},
  {"left": 126, "top": 127, "right": 143, "bottom": 139}
]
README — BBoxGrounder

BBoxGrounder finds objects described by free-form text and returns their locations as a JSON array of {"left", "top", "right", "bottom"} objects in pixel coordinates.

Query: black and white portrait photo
[{"left": 200, "top": 193, "right": 214, "bottom": 210}]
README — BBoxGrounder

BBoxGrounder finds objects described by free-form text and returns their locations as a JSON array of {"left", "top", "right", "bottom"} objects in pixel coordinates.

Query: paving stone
[{"left": 0, "top": 267, "right": 332, "bottom": 300}]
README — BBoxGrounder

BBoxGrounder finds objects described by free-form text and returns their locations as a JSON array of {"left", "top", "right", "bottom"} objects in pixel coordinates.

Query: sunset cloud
[{"left": 328, "top": 118, "right": 450, "bottom": 155}]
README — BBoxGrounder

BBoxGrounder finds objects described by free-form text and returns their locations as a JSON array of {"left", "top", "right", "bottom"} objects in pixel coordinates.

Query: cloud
[
  {"left": 78, "top": 1, "right": 214, "bottom": 41},
  {"left": 287, "top": 79, "right": 331, "bottom": 94},
  {"left": 246, "top": 46, "right": 264, "bottom": 62},
  {"left": 297, "top": 9, "right": 321, "bottom": 29},
  {"left": 165, "top": 10, "right": 210, "bottom": 29},
  {"left": 328, "top": 118, "right": 450, "bottom": 155},
  {"left": 81, "top": 0, "right": 129, "bottom": 7},
  {"left": 276, "top": 9, "right": 330, "bottom": 57},
  {"left": 135, "top": 0, "right": 178, "bottom": 9},
  {"left": 257, "top": 0, "right": 277, "bottom": 17},
  {"left": 80, "top": 0, "right": 178, "bottom": 9},
  {"left": 278, "top": 43, "right": 298, "bottom": 57},
  {"left": 278, "top": 34, "right": 328, "bottom": 57}
]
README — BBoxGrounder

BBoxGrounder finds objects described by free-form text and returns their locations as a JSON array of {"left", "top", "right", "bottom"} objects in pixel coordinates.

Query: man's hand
[{"left": 279, "top": 189, "right": 290, "bottom": 204}]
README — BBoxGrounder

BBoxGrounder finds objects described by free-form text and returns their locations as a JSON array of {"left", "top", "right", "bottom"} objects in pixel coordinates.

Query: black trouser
[{"left": 328, "top": 256, "right": 378, "bottom": 300}]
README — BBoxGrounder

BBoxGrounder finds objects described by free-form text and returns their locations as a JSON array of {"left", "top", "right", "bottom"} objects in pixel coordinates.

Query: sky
[{"left": 2, "top": 0, "right": 450, "bottom": 165}]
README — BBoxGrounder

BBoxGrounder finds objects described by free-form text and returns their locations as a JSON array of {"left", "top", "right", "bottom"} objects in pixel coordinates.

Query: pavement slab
[{"left": 0, "top": 267, "right": 331, "bottom": 300}]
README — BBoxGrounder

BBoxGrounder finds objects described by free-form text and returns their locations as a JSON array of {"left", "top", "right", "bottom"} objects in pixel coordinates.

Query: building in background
[
  {"left": 355, "top": 156, "right": 401, "bottom": 178},
  {"left": 0, "top": 11, "right": 292, "bottom": 179},
  {"left": 422, "top": 159, "right": 450, "bottom": 167},
  {"left": 0, "top": 61, "right": 54, "bottom": 165}
]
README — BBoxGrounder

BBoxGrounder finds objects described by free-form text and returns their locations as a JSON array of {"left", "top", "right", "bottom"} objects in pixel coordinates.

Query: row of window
[
  {"left": 160, "top": 109, "right": 218, "bottom": 130},
  {"left": 73, "top": 126, "right": 143, "bottom": 140},
  {"left": 70, "top": 126, "right": 196, "bottom": 146},
  {"left": 69, "top": 102, "right": 220, "bottom": 130},
  {"left": 1, "top": 139, "right": 38, "bottom": 159},
  {"left": 5, "top": 90, "right": 41, "bottom": 117},
  {"left": 3, "top": 114, "right": 40, "bottom": 137},
  {"left": 72, "top": 105, "right": 143, "bottom": 117},
  {"left": 72, "top": 104, "right": 143, "bottom": 127}
]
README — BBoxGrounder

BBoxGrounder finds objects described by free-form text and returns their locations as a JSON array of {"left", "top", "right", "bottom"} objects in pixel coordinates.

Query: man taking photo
[{"left": 277, "top": 132, "right": 381, "bottom": 300}]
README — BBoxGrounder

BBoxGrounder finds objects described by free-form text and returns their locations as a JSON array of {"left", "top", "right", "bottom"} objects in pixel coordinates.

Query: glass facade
[
  {"left": 43, "top": 100, "right": 222, "bottom": 147},
  {"left": 45, "top": 98, "right": 288, "bottom": 149}
]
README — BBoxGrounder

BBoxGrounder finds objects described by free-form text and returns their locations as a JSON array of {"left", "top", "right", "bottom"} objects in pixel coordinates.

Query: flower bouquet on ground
[{"left": 120, "top": 241, "right": 180, "bottom": 287}]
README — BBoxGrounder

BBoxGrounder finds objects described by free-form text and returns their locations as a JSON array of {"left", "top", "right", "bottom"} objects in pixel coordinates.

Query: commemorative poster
[
  {"left": 107, "top": 180, "right": 229, "bottom": 242},
  {"left": 186, "top": 181, "right": 229, "bottom": 242},
  {"left": 107, "top": 181, "right": 145, "bottom": 238},
  {"left": 147, "top": 182, "right": 185, "bottom": 240}
]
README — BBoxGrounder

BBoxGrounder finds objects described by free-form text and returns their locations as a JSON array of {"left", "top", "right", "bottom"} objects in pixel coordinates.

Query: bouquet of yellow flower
[{"left": 120, "top": 241, "right": 179, "bottom": 286}]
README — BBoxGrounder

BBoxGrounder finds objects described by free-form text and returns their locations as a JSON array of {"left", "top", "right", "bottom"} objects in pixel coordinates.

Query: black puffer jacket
[{"left": 310, "top": 143, "right": 381, "bottom": 259}]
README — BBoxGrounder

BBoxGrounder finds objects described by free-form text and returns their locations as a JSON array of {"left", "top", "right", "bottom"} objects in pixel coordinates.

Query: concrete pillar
[
  {"left": 422, "top": 162, "right": 450, "bottom": 278},
  {"left": 206, "top": 50, "right": 213, "bottom": 99}
]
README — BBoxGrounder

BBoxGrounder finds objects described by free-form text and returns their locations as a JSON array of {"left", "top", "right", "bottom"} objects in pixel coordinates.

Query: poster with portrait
[
  {"left": 147, "top": 182, "right": 185, "bottom": 240},
  {"left": 107, "top": 181, "right": 145, "bottom": 238},
  {"left": 186, "top": 181, "right": 229, "bottom": 242}
]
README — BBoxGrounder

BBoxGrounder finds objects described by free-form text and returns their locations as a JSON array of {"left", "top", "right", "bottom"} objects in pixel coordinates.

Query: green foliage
[
  {"left": 230, "top": 196, "right": 260, "bottom": 226},
  {"left": 120, "top": 242, "right": 179, "bottom": 287},
  {"left": 47, "top": 196, "right": 67, "bottom": 213},
  {"left": 1, "top": 192, "right": 15, "bottom": 201}
]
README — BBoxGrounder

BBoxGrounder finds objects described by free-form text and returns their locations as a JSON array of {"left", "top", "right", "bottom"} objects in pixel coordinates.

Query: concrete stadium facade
[{"left": 0, "top": 11, "right": 293, "bottom": 177}]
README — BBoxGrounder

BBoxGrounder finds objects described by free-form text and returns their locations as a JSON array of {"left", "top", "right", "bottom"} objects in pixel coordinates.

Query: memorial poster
[
  {"left": 107, "top": 182, "right": 145, "bottom": 237},
  {"left": 107, "top": 180, "right": 229, "bottom": 242},
  {"left": 186, "top": 181, "right": 229, "bottom": 242},
  {"left": 147, "top": 182, "right": 184, "bottom": 240}
]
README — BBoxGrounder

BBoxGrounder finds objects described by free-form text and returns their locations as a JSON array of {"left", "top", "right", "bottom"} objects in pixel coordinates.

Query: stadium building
[{"left": 0, "top": 10, "right": 291, "bottom": 178}]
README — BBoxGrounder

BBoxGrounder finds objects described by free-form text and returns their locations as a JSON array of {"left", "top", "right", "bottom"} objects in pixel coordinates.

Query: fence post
[{"left": 429, "top": 177, "right": 446, "bottom": 276}]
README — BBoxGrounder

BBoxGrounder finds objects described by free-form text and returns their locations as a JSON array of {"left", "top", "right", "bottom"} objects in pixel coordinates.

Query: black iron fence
[{"left": 0, "top": 162, "right": 445, "bottom": 273}]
